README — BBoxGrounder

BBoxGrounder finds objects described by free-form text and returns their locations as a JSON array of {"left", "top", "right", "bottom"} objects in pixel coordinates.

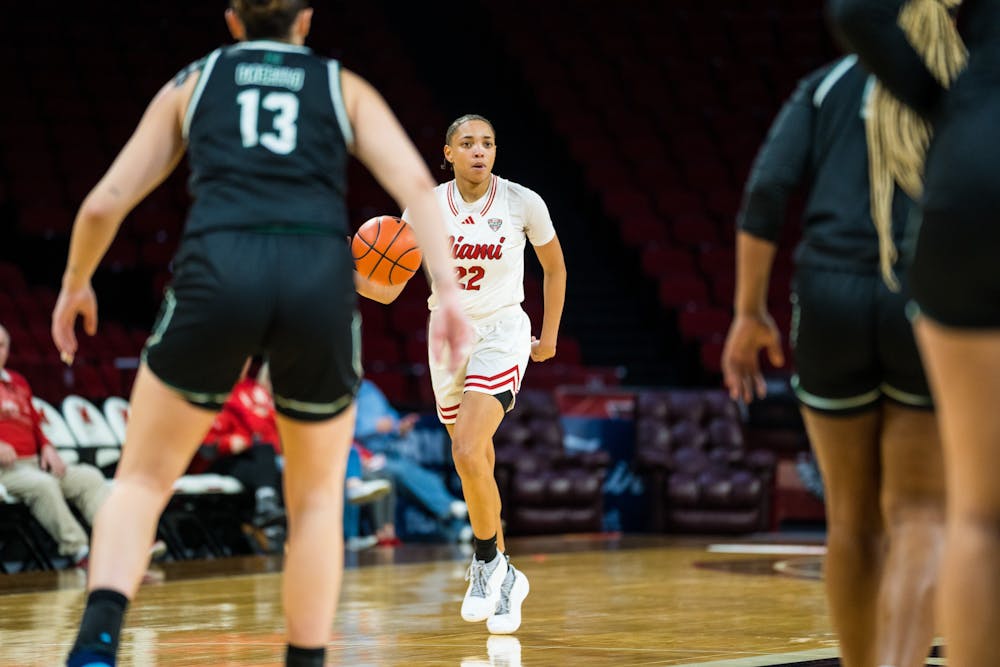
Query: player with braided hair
[
  {"left": 723, "top": 48, "right": 945, "bottom": 667},
  {"left": 830, "top": 0, "right": 1000, "bottom": 664}
]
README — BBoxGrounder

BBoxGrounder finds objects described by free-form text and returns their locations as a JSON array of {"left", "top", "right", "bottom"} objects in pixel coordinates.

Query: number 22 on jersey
[
  {"left": 236, "top": 89, "right": 299, "bottom": 155},
  {"left": 456, "top": 265, "right": 485, "bottom": 291}
]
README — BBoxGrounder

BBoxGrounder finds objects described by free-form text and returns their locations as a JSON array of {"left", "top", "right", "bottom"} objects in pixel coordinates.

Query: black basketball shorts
[
  {"left": 789, "top": 268, "right": 932, "bottom": 414},
  {"left": 910, "top": 75, "right": 1000, "bottom": 328},
  {"left": 143, "top": 231, "right": 360, "bottom": 421}
]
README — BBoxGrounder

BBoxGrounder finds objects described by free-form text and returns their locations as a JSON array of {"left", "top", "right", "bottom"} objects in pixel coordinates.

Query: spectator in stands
[
  {"left": 722, "top": 55, "right": 944, "bottom": 667},
  {"left": 0, "top": 323, "right": 111, "bottom": 568},
  {"left": 191, "top": 364, "right": 286, "bottom": 545},
  {"left": 398, "top": 114, "right": 565, "bottom": 634},
  {"left": 343, "top": 444, "right": 393, "bottom": 551},
  {"left": 195, "top": 365, "right": 392, "bottom": 552},
  {"left": 354, "top": 378, "right": 468, "bottom": 543},
  {"left": 52, "top": 2, "right": 470, "bottom": 664}
]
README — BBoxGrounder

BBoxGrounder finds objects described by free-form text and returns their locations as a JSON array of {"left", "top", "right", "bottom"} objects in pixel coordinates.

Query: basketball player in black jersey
[
  {"left": 830, "top": 0, "right": 1000, "bottom": 664},
  {"left": 722, "top": 56, "right": 944, "bottom": 667},
  {"left": 52, "top": 2, "right": 470, "bottom": 666}
]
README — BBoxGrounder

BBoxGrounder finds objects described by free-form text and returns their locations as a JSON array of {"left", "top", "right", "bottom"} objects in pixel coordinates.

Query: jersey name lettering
[
  {"left": 235, "top": 63, "right": 306, "bottom": 91},
  {"left": 450, "top": 236, "right": 506, "bottom": 260}
]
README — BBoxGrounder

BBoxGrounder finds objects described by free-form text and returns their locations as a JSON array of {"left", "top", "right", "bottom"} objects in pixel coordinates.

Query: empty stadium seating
[
  {"left": 494, "top": 390, "right": 609, "bottom": 535},
  {"left": 634, "top": 390, "right": 777, "bottom": 533},
  {"left": 0, "top": 2, "right": 837, "bottom": 567},
  {"left": 483, "top": 0, "right": 834, "bottom": 379}
]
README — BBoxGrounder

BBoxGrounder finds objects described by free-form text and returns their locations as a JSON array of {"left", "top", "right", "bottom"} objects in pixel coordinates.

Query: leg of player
[
  {"left": 450, "top": 391, "right": 510, "bottom": 623},
  {"left": 275, "top": 405, "right": 355, "bottom": 663},
  {"left": 914, "top": 319, "right": 1000, "bottom": 667},
  {"left": 802, "top": 408, "right": 884, "bottom": 667},
  {"left": 876, "top": 403, "right": 944, "bottom": 667},
  {"left": 66, "top": 365, "right": 218, "bottom": 667}
]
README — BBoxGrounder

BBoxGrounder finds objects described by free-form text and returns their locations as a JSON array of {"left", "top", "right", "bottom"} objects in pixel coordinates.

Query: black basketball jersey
[
  {"left": 180, "top": 40, "right": 352, "bottom": 237},
  {"left": 738, "top": 58, "right": 915, "bottom": 273}
]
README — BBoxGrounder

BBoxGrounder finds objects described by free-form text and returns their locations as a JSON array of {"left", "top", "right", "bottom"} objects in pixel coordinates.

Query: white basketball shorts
[{"left": 429, "top": 305, "right": 531, "bottom": 424}]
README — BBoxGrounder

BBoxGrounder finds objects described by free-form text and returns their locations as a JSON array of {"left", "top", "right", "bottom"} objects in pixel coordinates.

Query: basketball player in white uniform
[{"left": 403, "top": 114, "right": 566, "bottom": 634}]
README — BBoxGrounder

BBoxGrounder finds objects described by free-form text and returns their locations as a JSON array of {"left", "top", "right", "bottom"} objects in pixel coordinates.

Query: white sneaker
[
  {"left": 346, "top": 535, "right": 378, "bottom": 551},
  {"left": 346, "top": 479, "right": 391, "bottom": 505},
  {"left": 149, "top": 539, "right": 168, "bottom": 561},
  {"left": 461, "top": 552, "right": 508, "bottom": 622},
  {"left": 487, "top": 636, "right": 522, "bottom": 666},
  {"left": 486, "top": 564, "right": 529, "bottom": 634},
  {"left": 459, "top": 637, "right": 522, "bottom": 667}
]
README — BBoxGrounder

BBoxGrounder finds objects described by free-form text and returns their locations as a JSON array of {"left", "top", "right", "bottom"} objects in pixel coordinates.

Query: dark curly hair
[{"left": 231, "top": 0, "right": 310, "bottom": 40}]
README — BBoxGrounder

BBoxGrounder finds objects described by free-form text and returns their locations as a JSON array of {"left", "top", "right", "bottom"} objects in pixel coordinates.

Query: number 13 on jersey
[{"left": 237, "top": 89, "right": 299, "bottom": 155}]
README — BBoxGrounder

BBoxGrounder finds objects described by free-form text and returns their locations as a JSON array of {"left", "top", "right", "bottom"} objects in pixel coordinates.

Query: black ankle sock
[
  {"left": 67, "top": 589, "right": 129, "bottom": 666},
  {"left": 286, "top": 644, "right": 326, "bottom": 666},
  {"left": 473, "top": 533, "right": 498, "bottom": 563}
]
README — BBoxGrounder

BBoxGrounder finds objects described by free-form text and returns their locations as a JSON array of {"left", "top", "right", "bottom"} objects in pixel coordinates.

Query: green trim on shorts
[
  {"left": 142, "top": 362, "right": 232, "bottom": 409},
  {"left": 167, "top": 384, "right": 232, "bottom": 408},
  {"left": 881, "top": 383, "right": 933, "bottom": 408},
  {"left": 143, "top": 288, "right": 178, "bottom": 355},
  {"left": 274, "top": 392, "right": 354, "bottom": 416},
  {"left": 351, "top": 310, "right": 362, "bottom": 379},
  {"left": 791, "top": 374, "right": 881, "bottom": 411}
]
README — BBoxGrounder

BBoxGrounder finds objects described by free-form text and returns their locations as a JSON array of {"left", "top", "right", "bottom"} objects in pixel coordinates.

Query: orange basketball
[{"left": 351, "top": 215, "right": 423, "bottom": 286}]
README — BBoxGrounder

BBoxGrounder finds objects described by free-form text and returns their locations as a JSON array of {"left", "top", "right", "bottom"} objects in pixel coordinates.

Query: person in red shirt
[
  {"left": 0, "top": 324, "right": 110, "bottom": 566},
  {"left": 191, "top": 365, "right": 285, "bottom": 533}
]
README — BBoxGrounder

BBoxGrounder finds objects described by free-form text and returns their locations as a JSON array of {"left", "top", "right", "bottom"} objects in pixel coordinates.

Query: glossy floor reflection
[{"left": 0, "top": 535, "right": 838, "bottom": 666}]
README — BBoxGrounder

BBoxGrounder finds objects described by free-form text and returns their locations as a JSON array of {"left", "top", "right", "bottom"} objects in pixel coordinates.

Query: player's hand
[
  {"left": 429, "top": 292, "right": 471, "bottom": 374},
  {"left": 721, "top": 312, "right": 785, "bottom": 404},
  {"left": 0, "top": 442, "right": 17, "bottom": 468},
  {"left": 52, "top": 282, "right": 98, "bottom": 366},
  {"left": 530, "top": 336, "right": 556, "bottom": 362},
  {"left": 39, "top": 444, "right": 67, "bottom": 479}
]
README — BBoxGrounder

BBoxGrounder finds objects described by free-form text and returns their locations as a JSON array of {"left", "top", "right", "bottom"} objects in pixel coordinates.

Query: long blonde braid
[{"left": 865, "top": 0, "right": 967, "bottom": 290}]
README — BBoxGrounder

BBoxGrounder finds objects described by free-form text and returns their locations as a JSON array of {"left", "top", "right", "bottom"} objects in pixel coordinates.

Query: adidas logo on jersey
[{"left": 461, "top": 216, "right": 476, "bottom": 225}]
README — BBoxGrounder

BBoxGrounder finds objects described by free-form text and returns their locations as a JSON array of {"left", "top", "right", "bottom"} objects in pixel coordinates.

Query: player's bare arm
[
  {"left": 341, "top": 67, "right": 469, "bottom": 368},
  {"left": 530, "top": 234, "right": 566, "bottom": 362},
  {"left": 53, "top": 74, "right": 196, "bottom": 363},
  {"left": 340, "top": 68, "right": 456, "bottom": 295}
]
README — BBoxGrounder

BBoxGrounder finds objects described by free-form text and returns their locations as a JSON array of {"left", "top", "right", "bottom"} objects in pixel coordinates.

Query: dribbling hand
[
  {"left": 721, "top": 312, "right": 785, "bottom": 404},
  {"left": 51, "top": 283, "right": 98, "bottom": 366}
]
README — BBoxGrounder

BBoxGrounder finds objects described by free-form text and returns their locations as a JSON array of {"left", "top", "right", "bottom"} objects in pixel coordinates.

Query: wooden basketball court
[{"left": 0, "top": 535, "right": 943, "bottom": 666}]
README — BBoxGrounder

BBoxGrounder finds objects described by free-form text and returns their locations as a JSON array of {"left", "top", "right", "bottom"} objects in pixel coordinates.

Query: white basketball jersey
[{"left": 408, "top": 175, "right": 556, "bottom": 320}]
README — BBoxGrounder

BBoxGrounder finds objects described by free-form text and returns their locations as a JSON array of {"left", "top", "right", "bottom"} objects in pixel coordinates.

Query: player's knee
[
  {"left": 451, "top": 439, "right": 490, "bottom": 479},
  {"left": 117, "top": 470, "right": 179, "bottom": 501},
  {"left": 73, "top": 464, "right": 106, "bottom": 486},
  {"left": 22, "top": 475, "right": 63, "bottom": 504},
  {"left": 949, "top": 507, "right": 1000, "bottom": 539},
  {"left": 881, "top": 490, "right": 944, "bottom": 531},
  {"left": 825, "top": 517, "right": 883, "bottom": 550}
]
